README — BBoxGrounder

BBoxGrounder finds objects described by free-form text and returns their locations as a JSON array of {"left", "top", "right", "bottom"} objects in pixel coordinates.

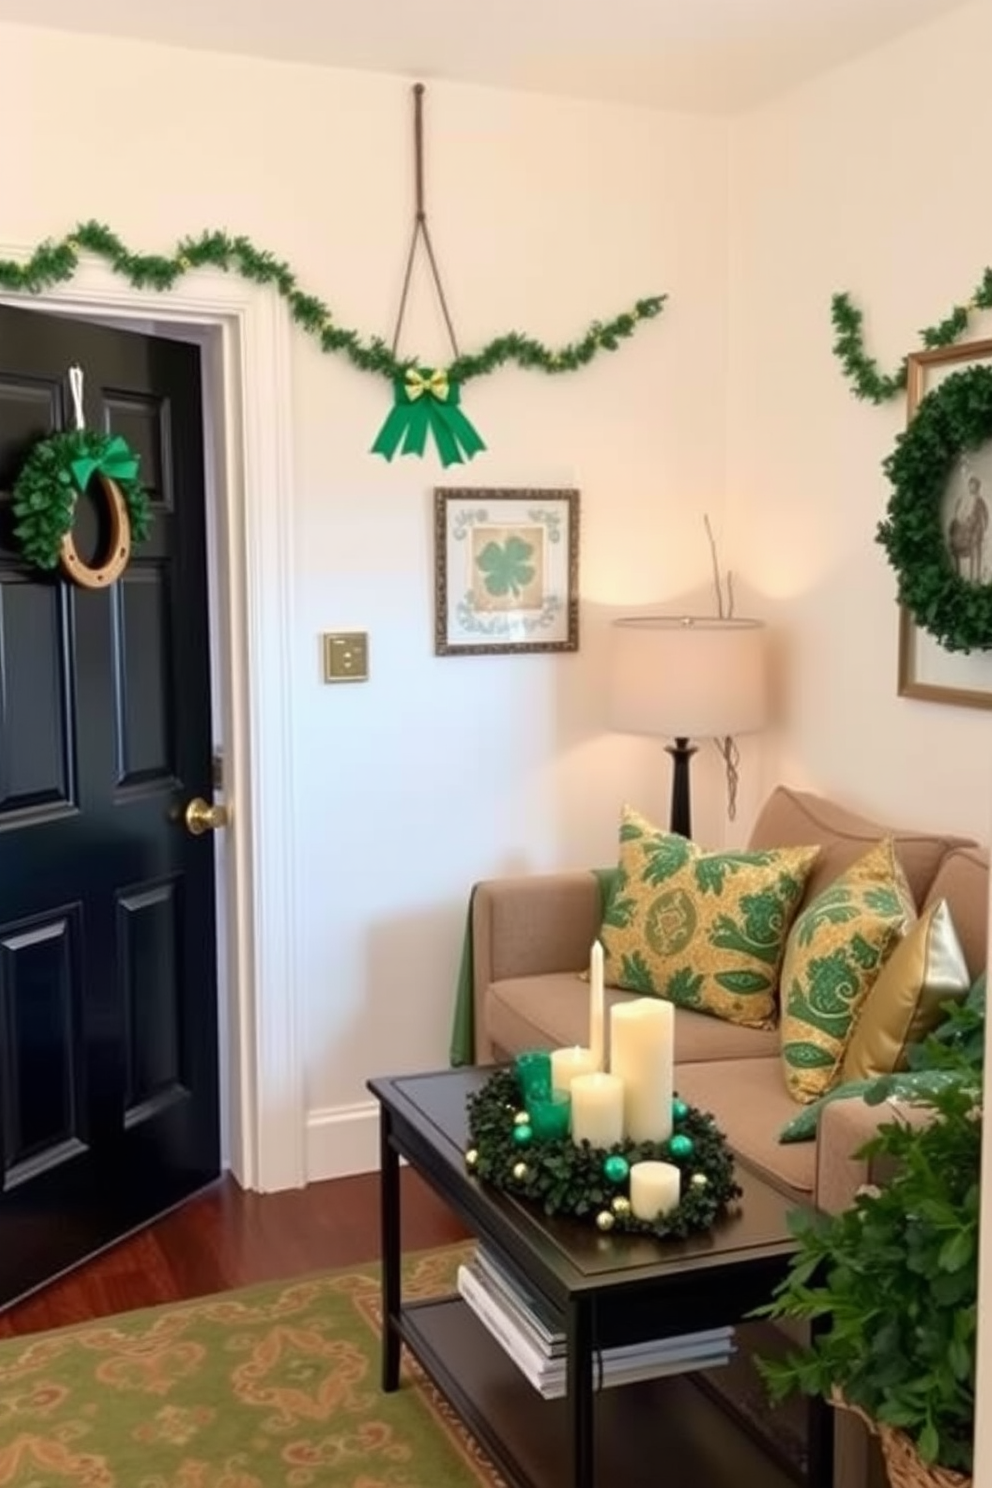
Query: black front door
[{"left": 0, "top": 302, "right": 221, "bottom": 1307}]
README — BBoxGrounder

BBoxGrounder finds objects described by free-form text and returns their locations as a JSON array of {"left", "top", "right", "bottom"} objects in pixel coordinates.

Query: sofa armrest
[
  {"left": 816, "top": 1096, "right": 932, "bottom": 1215},
  {"left": 472, "top": 872, "right": 602, "bottom": 1061}
]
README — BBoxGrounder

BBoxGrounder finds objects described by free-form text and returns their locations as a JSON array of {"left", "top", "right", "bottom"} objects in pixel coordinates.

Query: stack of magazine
[{"left": 457, "top": 1246, "right": 735, "bottom": 1400}]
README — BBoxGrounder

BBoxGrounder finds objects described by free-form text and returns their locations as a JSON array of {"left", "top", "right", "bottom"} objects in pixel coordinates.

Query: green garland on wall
[
  {"left": 0, "top": 223, "right": 666, "bottom": 465},
  {"left": 831, "top": 269, "right": 992, "bottom": 403}
]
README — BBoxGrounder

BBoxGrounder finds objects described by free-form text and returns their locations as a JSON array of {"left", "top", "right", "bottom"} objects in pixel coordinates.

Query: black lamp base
[{"left": 665, "top": 737, "right": 697, "bottom": 839}]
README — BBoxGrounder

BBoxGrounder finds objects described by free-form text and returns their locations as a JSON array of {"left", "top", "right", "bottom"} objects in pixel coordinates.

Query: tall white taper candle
[{"left": 589, "top": 939, "right": 605, "bottom": 1070}]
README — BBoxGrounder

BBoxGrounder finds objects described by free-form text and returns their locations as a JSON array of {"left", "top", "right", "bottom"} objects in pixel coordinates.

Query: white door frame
[{"left": 0, "top": 254, "right": 304, "bottom": 1193}]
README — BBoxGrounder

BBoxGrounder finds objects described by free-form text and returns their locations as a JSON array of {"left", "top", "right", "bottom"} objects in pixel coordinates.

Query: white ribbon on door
[{"left": 68, "top": 364, "right": 85, "bottom": 431}]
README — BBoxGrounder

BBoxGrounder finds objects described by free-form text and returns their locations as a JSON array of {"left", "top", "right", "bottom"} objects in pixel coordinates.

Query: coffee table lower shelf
[{"left": 399, "top": 1294, "right": 798, "bottom": 1488}]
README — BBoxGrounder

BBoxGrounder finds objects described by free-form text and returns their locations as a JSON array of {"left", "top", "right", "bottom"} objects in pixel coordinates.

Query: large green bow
[
  {"left": 70, "top": 433, "right": 140, "bottom": 492},
  {"left": 371, "top": 367, "right": 486, "bottom": 468}
]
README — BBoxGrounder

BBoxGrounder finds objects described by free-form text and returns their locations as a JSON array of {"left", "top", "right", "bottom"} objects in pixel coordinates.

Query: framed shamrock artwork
[{"left": 433, "top": 487, "right": 579, "bottom": 656}]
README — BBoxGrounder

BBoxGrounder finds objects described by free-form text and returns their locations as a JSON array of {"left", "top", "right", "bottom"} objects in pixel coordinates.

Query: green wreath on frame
[
  {"left": 464, "top": 1068, "right": 741, "bottom": 1239},
  {"left": 13, "top": 420, "right": 151, "bottom": 589},
  {"left": 877, "top": 363, "right": 992, "bottom": 653}
]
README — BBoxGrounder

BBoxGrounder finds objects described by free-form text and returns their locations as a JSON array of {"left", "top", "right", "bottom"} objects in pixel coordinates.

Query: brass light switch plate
[{"left": 323, "top": 632, "right": 369, "bottom": 683}]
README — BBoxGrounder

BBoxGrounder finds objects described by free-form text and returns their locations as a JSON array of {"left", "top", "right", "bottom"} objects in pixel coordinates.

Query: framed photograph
[
  {"left": 433, "top": 488, "right": 579, "bottom": 656},
  {"left": 898, "top": 338, "right": 992, "bottom": 710}
]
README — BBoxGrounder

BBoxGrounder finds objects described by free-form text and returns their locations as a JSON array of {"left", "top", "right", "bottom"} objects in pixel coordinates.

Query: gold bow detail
[{"left": 405, "top": 367, "right": 449, "bottom": 403}]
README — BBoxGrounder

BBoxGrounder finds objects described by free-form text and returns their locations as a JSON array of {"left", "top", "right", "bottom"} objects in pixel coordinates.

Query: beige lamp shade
[{"left": 609, "top": 616, "right": 768, "bottom": 740}]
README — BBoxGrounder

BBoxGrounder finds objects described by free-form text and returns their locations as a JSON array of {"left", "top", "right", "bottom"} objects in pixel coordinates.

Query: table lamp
[{"left": 608, "top": 616, "right": 768, "bottom": 840}]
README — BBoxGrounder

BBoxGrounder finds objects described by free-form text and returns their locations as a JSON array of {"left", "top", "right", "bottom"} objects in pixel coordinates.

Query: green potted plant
[{"left": 755, "top": 1005, "right": 982, "bottom": 1488}]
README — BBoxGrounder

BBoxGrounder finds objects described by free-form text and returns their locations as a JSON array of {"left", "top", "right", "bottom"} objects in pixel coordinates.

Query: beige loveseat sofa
[{"left": 470, "top": 785, "right": 988, "bottom": 1483}]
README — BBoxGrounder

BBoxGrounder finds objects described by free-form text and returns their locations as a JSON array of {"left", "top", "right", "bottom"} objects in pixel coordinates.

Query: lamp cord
[{"left": 704, "top": 512, "right": 742, "bottom": 822}]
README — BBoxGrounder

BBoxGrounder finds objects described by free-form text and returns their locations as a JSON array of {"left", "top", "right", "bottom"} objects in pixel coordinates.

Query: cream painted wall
[
  {"left": 726, "top": 0, "right": 992, "bottom": 840},
  {"left": 0, "top": 23, "right": 733, "bottom": 1170}
]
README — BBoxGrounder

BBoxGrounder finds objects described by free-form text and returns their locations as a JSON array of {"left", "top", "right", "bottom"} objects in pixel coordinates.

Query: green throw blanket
[{"left": 448, "top": 867, "right": 619, "bottom": 1066}]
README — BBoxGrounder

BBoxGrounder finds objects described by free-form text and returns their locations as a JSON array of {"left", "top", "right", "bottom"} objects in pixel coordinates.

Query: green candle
[
  {"left": 529, "top": 1092, "right": 571, "bottom": 1141},
  {"left": 515, "top": 1050, "right": 552, "bottom": 1102}
]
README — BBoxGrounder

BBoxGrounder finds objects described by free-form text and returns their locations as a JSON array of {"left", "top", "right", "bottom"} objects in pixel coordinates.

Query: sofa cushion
[
  {"left": 779, "top": 839, "right": 915, "bottom": 1103},
  {"left": 841, "top": 899, "right": 970, "bottom": 1082},
  {"left": 675, "top": 1058, "right": 815, "bottom": 1195},
  {"left": 486, "top": 973, "right": 779, "bottom": 1064},
  {"left": 747, "top": 784, "right": 975, "bottom": 911},
  {"left": 599, "top": 805, "right": 819, "bottom": 1029}
]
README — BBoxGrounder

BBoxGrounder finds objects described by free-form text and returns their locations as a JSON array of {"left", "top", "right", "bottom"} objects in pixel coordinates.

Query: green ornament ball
[
  {"left": 672, "top": 1098, "right": 689, "bottom": 1121},
  {"left": 669, "top": 1134, "right": 694, "bottom": 1159},
  {"left": 603, "top": 1154, "right": 630, "bottom": 1184},
  {"left": 512, "top": 1123, "right": 533, "bottom": 1146}
]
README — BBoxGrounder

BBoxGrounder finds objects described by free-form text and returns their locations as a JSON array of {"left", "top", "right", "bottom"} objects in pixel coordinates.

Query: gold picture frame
[
  {"left": 898, "top": 338, "right": 992, "bottom": 709},
  {"left": 433, "top": 487, "right": 580, "bottom": 656}
]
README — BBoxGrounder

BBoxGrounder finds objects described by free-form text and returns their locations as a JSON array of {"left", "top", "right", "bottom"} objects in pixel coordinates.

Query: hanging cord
[
  {"left": 390, "top": 83, "right": 461, "bottom": 363},
  {"left": 68, "top": 364, "right": 86, "bottom": 431},
  {"left": 704, "top": 514, "right": 742, "bottom": 822}
]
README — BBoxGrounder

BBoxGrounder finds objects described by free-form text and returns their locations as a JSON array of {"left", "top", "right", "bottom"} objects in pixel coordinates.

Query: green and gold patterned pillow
[
  {"left": 599, "top": 806, "right": 820, "bottom": 1029},
  {"left": 779, "top": 839, "right": 915, "bottom": 1104}
]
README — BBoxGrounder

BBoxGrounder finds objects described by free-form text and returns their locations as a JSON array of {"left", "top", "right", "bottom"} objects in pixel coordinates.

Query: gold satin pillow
[{"left": 841, "top": 899, "right": 971, "bottom": 1082}]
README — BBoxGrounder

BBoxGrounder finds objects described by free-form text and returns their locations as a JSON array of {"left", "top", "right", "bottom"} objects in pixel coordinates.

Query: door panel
[{"left": 0, "top": 302, "right": 220, "bottom": 1306}]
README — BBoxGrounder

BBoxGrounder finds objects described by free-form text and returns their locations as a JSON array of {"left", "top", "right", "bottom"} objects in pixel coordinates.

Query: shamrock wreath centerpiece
[
  {"left": 12, "top": 428, "right": 151, "bottom": 589},
  {"left": 877, "top": 363, "right": 992, "bottom": 653},
  {"left": 465, "top": 1068, "right": 740, "bottom": 1239}
]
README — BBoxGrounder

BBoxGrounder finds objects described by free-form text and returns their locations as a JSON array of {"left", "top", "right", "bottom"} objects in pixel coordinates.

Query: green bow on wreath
[
  {"left": 69, "top": 433, "right": 140, "bottom": 492},
  {"left": 370, "top": 366, "right": 486, "bottom": 468},
  {"left": 12, "top": 428, "right": 151, "bottom": 573}
]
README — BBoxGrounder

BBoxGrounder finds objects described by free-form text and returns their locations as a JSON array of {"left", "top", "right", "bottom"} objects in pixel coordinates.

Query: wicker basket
[{"left": 833, "top": 1393, "right": 971, "bottom": 1488}]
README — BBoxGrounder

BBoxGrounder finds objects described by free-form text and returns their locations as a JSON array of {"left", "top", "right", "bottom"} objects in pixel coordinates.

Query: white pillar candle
[
  {"left": 570, "top": 1072, "right": 625, "bottom": 1149},
  {"left": 589, "top": 939, "right": 605, "bottom": 1070},
  {"left": 630, "top": 1160, "right": 682, "bottom": 1221},
  {"left": 609, "top": 998, "right": 675, "bottom": 1144},
  {"left": 550, "top": 1045, "right": 598, "bottom": 1094}
]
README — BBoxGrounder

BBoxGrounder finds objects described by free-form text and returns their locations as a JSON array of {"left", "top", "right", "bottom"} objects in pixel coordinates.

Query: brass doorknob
[{"left": 184, "top": 797, "right": 229, "bottom": 836}]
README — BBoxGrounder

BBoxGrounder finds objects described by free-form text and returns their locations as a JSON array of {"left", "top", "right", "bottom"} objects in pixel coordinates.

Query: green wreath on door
[{"left": 12, "top": 427, "right": 150, "bottom": 589}]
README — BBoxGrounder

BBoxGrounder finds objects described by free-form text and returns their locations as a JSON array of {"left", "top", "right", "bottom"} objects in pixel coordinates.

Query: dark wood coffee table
[{"left": 368, "top": 1066, "right": 832, "bottom": 1488}]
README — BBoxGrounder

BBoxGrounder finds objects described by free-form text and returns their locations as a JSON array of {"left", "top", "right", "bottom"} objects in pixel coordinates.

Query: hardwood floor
[{"left": 0, "top": 1169, "right": 468, "bottom": 1340}]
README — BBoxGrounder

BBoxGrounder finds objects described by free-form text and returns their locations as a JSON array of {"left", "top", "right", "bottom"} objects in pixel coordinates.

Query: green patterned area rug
[{"left": 0, "top": 1245, "right": 503, "bottom": 1488}]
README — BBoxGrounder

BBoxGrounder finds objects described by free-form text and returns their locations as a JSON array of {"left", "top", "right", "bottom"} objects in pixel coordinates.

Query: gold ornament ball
[
  {"left": 611, "top": 1196, "right": 631, "bottom": 1217},
  {"left": 514, "top": 1110, "right": 531, "bottom": 1126},
  {"left": 512, "top": 1161, "right": 529, "bottom": 1181},
  {"left": 690, "top": 1172, "right": 709, "bottom": 1190},
  {"left": 596, "top": 1210, "right": 615, "bottom": 1232},
  {"left": 465, "top": 1148, "right": 479, "bottom": 1169}
]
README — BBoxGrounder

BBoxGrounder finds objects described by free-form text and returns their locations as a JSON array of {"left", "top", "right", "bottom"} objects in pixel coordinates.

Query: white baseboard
[{"left": 305, "top": 1101, "right": 380, "bottom": 1181}]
